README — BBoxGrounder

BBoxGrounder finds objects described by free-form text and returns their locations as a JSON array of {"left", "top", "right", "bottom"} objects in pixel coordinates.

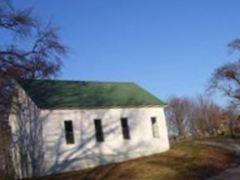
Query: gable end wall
[{"left": 8, "top": 83, "right": 43, "bottom": 178}]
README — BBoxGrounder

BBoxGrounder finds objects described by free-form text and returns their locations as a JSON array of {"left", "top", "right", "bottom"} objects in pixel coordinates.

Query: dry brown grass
[{"left": 37, "top": 141, "right": 237, "bottom": 180}]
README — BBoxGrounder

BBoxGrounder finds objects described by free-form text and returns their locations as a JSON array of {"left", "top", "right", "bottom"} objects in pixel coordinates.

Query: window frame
[
  {"left": 121, "top": 117, "right": 131, "bottom": 140},
  {"left": 151, "top": 117, "right": 160, "bottom": 138},
  {"left": 94, "top": 119, "right": 104, "bottom": 142},
  {"left": 64, "top": 120, "right": 75, "bottom": 145}
]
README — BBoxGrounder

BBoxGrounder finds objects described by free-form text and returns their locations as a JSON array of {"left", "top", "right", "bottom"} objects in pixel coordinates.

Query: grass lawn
[{"left": 37, "top": 140, "right": 238, "bottom": 180}]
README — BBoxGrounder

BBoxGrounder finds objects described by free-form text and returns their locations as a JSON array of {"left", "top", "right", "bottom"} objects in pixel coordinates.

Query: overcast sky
[{"left": 15, "top": 0, "right": 240, "bottom": 102}]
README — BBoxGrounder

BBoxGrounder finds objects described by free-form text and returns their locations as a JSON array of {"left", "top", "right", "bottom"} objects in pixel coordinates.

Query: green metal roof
[{"left": 19, "top": 79, "right": 165, "bottom": 109}]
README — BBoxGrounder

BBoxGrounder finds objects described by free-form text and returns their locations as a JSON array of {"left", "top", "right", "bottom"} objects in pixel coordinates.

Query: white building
[{"left": 8, "top": 79, "right": 169, "bottom": 178}]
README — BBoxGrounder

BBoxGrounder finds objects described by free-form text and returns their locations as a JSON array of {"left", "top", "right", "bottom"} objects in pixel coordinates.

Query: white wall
[
  {"left": 40, "top": 107, "right": 169, "bottom": 175},
  {"left": 8, "top": 83, "right": 43, "bottom": 178}
]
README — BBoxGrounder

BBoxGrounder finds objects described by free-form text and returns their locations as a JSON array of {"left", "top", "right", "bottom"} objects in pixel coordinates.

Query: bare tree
[
  {"left": 222, "top": 104, "right": 240, "bottom": 137},
  {"left": 189, "top": 95, "right": 223, "bottom": 136},
  {"left": 208, "top": 39, "right": 240, "bottom": 105},
  {"left": 208, "top": 39, "right": 240, "bottom": 136},
  {"left": 166, "top": 96, "right": 190, "bottom": 137},
  {"left": 0, "top": 0, "right": 67, "bottom": 177},
  {"left": 0, "top": 0, "right": 67, "bottom": 116}
]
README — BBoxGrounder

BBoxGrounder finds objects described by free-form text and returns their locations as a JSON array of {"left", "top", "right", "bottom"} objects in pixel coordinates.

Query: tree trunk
[{"left": 0, "top": 121, "right": 15, "bottom": 178}]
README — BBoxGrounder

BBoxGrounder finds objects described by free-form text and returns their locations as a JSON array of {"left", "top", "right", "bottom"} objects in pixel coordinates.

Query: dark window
[
  {"left": 151, "top": 117, "right": 160, "bottom": 138},
  {"left": 64, "top": 121, "right": 75, "bottom": 144},
  {"left": 121, "top": 118, "right": 130, "bottom": 140},
  {"left": 94, "top": 119, "right": 104, "bottom": 142}
]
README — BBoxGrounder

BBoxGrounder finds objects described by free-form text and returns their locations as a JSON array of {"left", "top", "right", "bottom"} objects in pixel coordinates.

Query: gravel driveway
[
  {"left": 208, "top": 166, "right": 240, "bottom": 180},
  {"left": 196, "top": 138, "right": 240, "bottom": 180}
]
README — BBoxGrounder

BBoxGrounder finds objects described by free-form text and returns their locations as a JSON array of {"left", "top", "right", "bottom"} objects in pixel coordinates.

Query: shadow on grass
[{"left": 35, "top": 142, "right": 237, "bottom": 180}]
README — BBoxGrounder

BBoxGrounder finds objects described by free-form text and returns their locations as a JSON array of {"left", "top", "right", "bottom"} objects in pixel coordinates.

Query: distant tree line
[
  {"left": 166, "top": 39, "right": 240, "bottom": 140},
  {"left": 166, "top": 95, "right": 226, "bottom": 139}
]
